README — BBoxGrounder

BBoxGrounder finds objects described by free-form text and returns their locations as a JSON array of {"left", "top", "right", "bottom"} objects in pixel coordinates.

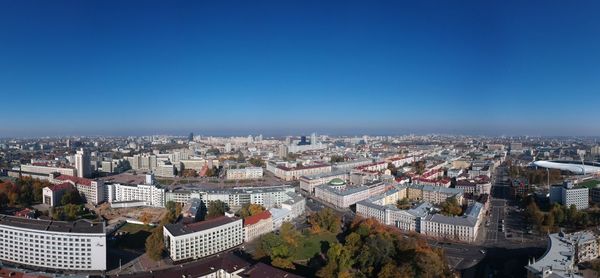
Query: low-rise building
[
  {"left": 226, "top": 167, "right": 264, "bottom": 180},
  {"left": 266, "top": 162, "right": 332, "bottom": 181},
  {"left": 243, "top": 210, "right": 273, "bottom": 242},
  {"left": 299, "top": 171, "right": 348, "bottom": 195},
  {"left": 42, "top": 182, "right": 73, "bottom": 207}
]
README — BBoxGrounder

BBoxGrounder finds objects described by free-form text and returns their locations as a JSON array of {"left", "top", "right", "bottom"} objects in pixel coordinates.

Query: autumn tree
[
  {"left": 237, "top": 203, "right": 266, "bottom": 218},
  {"left": 145, "top": 227, "right": 164, "bottom": 261},
  {"left": 308, "top": 208, "right": 341, "bottom": 234},
  {"left": 440, "top": 197, "right": 462, "bottom": 216}
]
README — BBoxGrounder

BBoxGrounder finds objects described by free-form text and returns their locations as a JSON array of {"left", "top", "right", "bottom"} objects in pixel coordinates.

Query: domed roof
[{"left": 329, "top": 178, "right": 346, "bottom": 186}]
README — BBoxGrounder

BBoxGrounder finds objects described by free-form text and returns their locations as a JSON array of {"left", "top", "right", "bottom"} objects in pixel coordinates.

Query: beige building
[
  {"left": 267, "top": 162, "right": 332, "bottom": 181},
  {"left": 243, "top": 211, "right": 273, "bottom": 242}
]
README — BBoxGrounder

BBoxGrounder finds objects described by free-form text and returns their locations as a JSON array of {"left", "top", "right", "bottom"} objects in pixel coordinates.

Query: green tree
[
  {"left": 248, "top": 157, "right": 265, "bottom": 167},
  {"left": 206, "top": 200, "right": 229, "bottom": 219}
]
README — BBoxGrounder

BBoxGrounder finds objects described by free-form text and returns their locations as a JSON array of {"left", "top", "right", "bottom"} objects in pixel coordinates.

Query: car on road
[{"left": 480, "top": 249, "right": 486, "bottom": 254}]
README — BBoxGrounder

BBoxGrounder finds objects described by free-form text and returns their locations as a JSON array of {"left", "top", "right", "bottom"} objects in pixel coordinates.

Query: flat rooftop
[
  {"left": 0, "top": 214, "right": 105, "bottom": 234},
  {"left": 165, "top": 216, "right": 240, "bottom": 237},
  {"left": 99, "top": 173, "right": 147, "bottom": 185}
]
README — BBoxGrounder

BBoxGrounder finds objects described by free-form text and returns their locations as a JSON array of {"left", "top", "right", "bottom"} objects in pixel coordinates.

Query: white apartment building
[
  {"left": 106, "top": 183, "right": 165, "bottom": 207},
  {"left": 299, "top": 171, "right": 348, "bottom": 195},
  {"left": 243, "top": 210, "right": 273, "bottom": 242},
  {"left": 0, "top": 215, "right": 107, "bottom": 271},
  {"left": 226, "top": 167, "right": 264, "bottom": 180},
  {"left": 266, "top": 162, "right": 332, "bottom": 181},
  {"left": 550, "top": 182, "right": 589, "bottom": 210},
  {"left": 163, "top": 216, "right": 243, "bottom": 262},
  {"left": 167, "top": 185, "right": 296, "bottom": 209},
  {"left": 314, "top": 181, "right": 387, "bottom": 208},
  {"left": 154, "top": 163, "right": 176, "bottom": 178}
]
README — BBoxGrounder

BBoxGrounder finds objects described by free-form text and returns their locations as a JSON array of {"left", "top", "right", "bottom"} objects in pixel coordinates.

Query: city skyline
[{"left": 2, "top": 1, "right": 600, "bottom": 137}]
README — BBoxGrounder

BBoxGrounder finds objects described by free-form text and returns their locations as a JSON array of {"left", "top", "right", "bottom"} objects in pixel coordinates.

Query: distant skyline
[{"left": 1, "top": 1, "right": 600, "bottom": 137}]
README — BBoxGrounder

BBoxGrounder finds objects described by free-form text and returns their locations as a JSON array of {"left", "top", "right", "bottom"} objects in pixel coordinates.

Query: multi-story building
[
  {"left": 154, "top": 163, "right": 176, "bottom": 178},
  {"left": 165, "top": 185, "right": 296, "bottom": 210},
  {"left": 0, "top": 215, "right": 107, "bottom": 271},
  {"left": 281, "top": 192, "right": 306, "bottom": 219},
  {"left": 226, "top": 167, "right": 264, "bottom": 180},
  {"left": 299, "top": 171, "right": 348, "bottom": 195},
  {"left": 526, "top": 231, "right": 598, "bottom": 278},
  {"left": 550, "top": 181, "right": 589, "bottom": 210},
  {"left": 314, "top": 181, "right": 387, "bottom": 208},
  {"left": 75, "top": 148, "right": 91, "bottom": 178},
  {"left": 356, "top": 187, "right": 484, "bottom": 243},
  {"left": 52, "top": 174, "right": 106, "bottom": 205},
  {"left": 408, "top": 185, "right": 464, "bottom": 204},
  {"left": 163, "top": 216, "right": 243, "bottom": 263},
  {"left": 266, "top": 162, "right": 332, "bottom": 181},
  {"left": 420, "top": 202, "right": 484, "bottom": 243},
  {"left": 243, "top": 210, "right": 273, "bottom": 242},
  {"left": 332, "top": 158, "right": 373, "bottom": 172},
  {"left": 106, "top": 183, "right": 165, "bottom": 207}
]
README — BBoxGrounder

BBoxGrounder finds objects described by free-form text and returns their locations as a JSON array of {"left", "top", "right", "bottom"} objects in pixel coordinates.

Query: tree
[
  {"left": 60, "top": 188, "right": 82, "bottom": 206},
  {"left": 258, "top": 232, "right": 295, "bottom": 269},
  {"left": 145, "top": 227, "right": 164, "bottom": 261},
  {"left": 140, "top": 212, "right": 152, "bottom": 225},
  {"left": 330, "top": 155, "right": 345, "bottom": 163},
  {"left": 237, "top": 203, "right": 265, "bottom": 219},
  {"left": 63, "top": 204, "right": 81, "bottom": 221},
  {"left": 396, "top": 198, "right": 410, "bottom": 210},
  {"left": 317, "top": 243, "right": 352, "bottom": 278},
  {"left": 440, "top": 197, "right": 462, "bottom": 216},
  {"left": 206, "top": 200, "right": 229, "bottom": 219},
  {"left": 280, "top": 222, "right": 301, "bottom": 248},
  {"left": 248, "top": 157, "right": 265, "bottom": 167},
  {"left": 308, "top": 208, "right": 341, "bottom": 234},
  {"left": 181, "top": 169, "right": 197, "bottom": 177}
]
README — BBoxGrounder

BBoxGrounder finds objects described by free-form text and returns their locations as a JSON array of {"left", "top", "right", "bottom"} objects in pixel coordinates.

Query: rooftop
[
  {"left": 243, "top": 210, "right": 272, "bottom": 227},
  {"left": 0, "top": 214, "right": 105, "bottom": 234},
  {"left": 165, "top": 216, "right": 241, "bottom": 237},
  {"left": 55, "top": 174, "right": 93, "bottom": 186}
]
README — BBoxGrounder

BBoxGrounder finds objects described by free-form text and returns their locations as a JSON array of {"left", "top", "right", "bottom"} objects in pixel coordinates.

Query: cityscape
[{"left": 2, "top": 1, "right": 600, "bottom": 278}]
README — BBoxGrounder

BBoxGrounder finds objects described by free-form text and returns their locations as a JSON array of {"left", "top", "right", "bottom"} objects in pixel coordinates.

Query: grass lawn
[
  {"left": 578, "top": 180, "right": 600, "bottom": 189},
  {"left": 293, "top": 232, "right": 338, "bottom": 261},
  {"left": 116, "top": 223, "right": 155, "bottom": 250}
]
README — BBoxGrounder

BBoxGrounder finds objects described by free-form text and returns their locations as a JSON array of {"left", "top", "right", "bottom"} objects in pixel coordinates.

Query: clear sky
[{"left": 1, "top": 0, "right": 599, "bottom": 137}]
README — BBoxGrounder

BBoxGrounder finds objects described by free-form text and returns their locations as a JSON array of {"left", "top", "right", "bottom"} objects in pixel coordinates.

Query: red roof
[
  {"left": 56, "top": 174, "right": 92, "bottom": 186},
  {"left": 49, "top": 182, "right": 73, "bottom": 192},
  {"left": 243, "top": 210, "right": 272, "bottom": 227}
]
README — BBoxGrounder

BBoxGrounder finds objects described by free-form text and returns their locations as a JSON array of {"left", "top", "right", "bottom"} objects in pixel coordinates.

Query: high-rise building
[
  {"left": 75, "top": 148, "right": 91, "bottom": 178},
  {"left": 311, "top": 133, "right": 317, "bottom": 145},
  {"left": 188, "top": 132, "right": 194, "bottom": 141},
  {"left": 225, "top": 142, "right": 232, "bottom": 153}
]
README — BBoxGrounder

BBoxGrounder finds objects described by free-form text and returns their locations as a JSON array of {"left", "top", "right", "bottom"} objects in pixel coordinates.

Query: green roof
[
  {"left": 577, "top": 180, "right": 600, "bottom": 189},
  {"left": 329, "top": 178, "right": 346, "bottom": 186}
]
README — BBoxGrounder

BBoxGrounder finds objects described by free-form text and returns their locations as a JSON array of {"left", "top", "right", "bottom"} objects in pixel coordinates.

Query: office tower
[{"left": 75, "top": 148, "right": 91, "bottom": 178}]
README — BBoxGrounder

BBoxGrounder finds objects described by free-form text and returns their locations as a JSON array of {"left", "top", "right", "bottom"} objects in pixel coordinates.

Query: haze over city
[{"left": 2, "top": 1, "right": 600, "bottom": 137}]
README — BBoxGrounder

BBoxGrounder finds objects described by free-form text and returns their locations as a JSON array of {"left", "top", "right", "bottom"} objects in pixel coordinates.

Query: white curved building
[
  {"left": 531, "top": 160, "right": 600, "bottom": 175},
  {"left": 0, "top": 215, "right": 107, "bottom": 271}
]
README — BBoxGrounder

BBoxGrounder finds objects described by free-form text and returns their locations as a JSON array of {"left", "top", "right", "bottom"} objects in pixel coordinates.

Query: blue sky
[{"left": 1, "top": 0, "right": 599, "bottom": 137}]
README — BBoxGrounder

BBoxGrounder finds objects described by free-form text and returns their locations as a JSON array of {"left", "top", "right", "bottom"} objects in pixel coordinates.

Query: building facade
[
  {"left": 163, "top": 216, "right": 243, "bottom": 263},
  {"left": 0, "top": 215, "right": 106, "bottom": 271}
]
